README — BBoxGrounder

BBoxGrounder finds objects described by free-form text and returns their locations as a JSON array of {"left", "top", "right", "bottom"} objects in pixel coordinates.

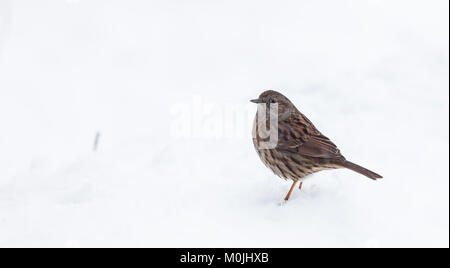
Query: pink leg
[{"left": 284, "top": 181, "right": 298, "bottom": 201}]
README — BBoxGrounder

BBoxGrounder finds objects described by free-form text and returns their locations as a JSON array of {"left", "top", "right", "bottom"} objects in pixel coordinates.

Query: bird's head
[{"left": 251, "top": 90, "right": 296, "bottom": 120}]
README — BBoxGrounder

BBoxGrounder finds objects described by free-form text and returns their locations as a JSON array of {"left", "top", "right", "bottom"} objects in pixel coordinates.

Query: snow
[{"left": 0, "top": 0, "right": 448, "bottom": 247}]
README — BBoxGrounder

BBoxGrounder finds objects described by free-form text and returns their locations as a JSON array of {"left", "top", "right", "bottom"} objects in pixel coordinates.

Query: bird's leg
[
  {"left": 298, "top": 181, "right": 303, "bottom": 190},
  {"left": 284, "top": 181, "right": 298, "bottom": 201}
]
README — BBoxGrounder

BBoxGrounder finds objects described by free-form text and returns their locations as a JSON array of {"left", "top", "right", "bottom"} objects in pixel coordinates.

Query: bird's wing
[
  {"left": 276, "top": 114, "right": 344, "bottom": 159},
  {"left": 297, "top": 134, "right": 343, "bottom": 158}
]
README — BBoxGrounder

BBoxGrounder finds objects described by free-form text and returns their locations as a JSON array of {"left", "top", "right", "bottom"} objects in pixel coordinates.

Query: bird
[{"left": 251, "top": 90, "right": 382, "bottom": 201}]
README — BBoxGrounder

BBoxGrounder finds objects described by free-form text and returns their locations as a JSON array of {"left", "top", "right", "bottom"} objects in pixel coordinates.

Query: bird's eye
[{"left": 270, "top": 99, "right": 276, "bottom": 103}]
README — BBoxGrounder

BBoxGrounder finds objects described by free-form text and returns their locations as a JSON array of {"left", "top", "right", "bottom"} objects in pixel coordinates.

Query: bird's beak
[{"left": 250, "top": 99, "right": 264, "bottom": 103}]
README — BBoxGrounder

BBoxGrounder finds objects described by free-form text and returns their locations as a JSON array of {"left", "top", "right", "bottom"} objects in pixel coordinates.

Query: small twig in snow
[{"left": 93, "top": 132, "right": 101, "bottom": 152}]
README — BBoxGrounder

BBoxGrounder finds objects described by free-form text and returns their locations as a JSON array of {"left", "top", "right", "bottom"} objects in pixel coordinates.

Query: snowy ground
[{"left": 0, "top": 0, "right": 448, "bottom": 247}]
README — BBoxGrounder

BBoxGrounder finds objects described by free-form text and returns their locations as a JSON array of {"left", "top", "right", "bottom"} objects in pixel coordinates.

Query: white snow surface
[{"left": 0, "top": 0, "right": 448, "bottom": 247}]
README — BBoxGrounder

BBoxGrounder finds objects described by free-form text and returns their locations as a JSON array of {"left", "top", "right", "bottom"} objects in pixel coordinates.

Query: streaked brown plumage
[{"left": 251, "top": 90, "right": 382, "bottom": 201}]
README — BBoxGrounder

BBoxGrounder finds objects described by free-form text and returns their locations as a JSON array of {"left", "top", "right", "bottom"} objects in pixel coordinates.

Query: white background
[{"left": 0, "top": 0, "right": 448, "bottom": 247}]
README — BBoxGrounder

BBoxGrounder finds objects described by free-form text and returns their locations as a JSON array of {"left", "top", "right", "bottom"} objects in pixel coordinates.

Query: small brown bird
[{"left": 251, "top": 90, "right": 382, "bottom": 201}]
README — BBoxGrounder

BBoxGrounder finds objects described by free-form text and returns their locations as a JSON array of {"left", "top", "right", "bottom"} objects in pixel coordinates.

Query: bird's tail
[{"left": 341, "top": 161, "right": 382, "bottom": 180}]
